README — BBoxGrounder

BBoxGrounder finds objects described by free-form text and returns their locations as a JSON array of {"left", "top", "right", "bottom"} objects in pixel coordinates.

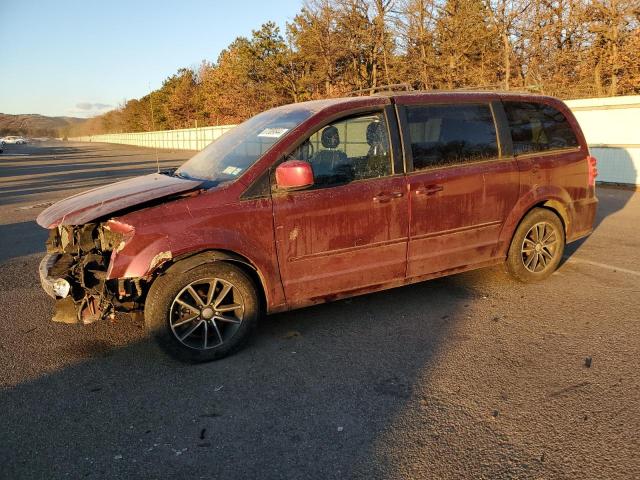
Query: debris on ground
[{"left": 282, "top": 330, "right": 301, "bottom": 339}]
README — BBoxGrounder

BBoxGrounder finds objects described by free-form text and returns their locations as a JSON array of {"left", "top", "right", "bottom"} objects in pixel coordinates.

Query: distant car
[{"left": 2, "top": 136, "right": 27, "bottom": 144}]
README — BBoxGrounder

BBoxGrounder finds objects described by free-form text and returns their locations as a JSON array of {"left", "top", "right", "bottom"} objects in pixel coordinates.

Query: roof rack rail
[
  {"left": 451, "top": 84, "right": 543, "bottom": 93},
  {"left": 347, "top": 83, "right": 413, "bottom": 96},
  {"left": 451, "top": 84, "right": 502, "bottom": 91},
  {"left": 345, "top": 83, "right": 545, "bottom": 97}
]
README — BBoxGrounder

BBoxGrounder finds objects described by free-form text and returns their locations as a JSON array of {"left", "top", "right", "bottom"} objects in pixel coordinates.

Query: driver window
[{"left": 289, "top": 112, "right": 392, "bottom": 188}]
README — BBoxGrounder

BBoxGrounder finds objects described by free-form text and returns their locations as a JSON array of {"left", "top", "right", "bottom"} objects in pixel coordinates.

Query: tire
[
  {"left": 145, "top": 262, "right": 260, "bottom": 362},
  {"left": 505, "top": 208, "right": 565, "bottom": 283}
]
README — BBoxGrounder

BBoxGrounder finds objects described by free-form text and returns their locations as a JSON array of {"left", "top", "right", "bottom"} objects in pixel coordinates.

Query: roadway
[{"left": 0, "top": 141, "right": 638, "bottom": 479}]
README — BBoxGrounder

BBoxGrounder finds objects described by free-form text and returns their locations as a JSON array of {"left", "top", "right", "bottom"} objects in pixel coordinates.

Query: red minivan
[{"left": 37, "top": 92, "right": 598, "bottom": 362}]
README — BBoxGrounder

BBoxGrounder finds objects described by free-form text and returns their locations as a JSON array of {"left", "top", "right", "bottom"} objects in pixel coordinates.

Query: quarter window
[
  {"left": 503, "top": 101, "right": 579, "bottom": 155},
  {"left": 406, "top": 104, "right": 499, "bottom": 171},
  {"left": 287, "top": 112, "right": 392, "bottom": 188}
]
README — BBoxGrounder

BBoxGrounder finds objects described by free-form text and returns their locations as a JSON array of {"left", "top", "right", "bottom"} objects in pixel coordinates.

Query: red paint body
[{"left": 37, "top": 92, "right": 597, "bottom": 314}]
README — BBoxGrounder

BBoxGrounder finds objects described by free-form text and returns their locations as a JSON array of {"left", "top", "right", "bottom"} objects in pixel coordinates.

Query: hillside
[{"left": 0, "top": 113, "right": 86, "bottom": 137}]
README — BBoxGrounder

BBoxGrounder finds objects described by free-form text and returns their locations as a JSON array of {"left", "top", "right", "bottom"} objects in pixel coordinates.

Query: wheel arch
[
  {"left": 156, "top": 249, "right": 268, "bottom": 313},
  {"left": 538, "top": 199, "right": 569, "bottom": 235},
  {"left": 509, "top": 201, "right": 568, "bottom": 244},
  {"left": 499, "top": 193, "right": 571, "bottom": 257}
]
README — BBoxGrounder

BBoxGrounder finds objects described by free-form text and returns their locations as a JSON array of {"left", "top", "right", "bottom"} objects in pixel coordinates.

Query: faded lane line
[{"left": 564, "top": 256, "right": 640, "bottom": 277}]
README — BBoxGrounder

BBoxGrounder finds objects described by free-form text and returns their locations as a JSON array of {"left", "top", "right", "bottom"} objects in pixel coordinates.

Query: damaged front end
[{"left": 39, "top": 221, "right": 144, "bottom": 324}]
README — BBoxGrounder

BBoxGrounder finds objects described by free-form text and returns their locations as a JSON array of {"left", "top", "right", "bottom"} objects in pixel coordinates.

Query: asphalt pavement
[{"left": 0, "top": 141, "right": 638, "bottom": 479}]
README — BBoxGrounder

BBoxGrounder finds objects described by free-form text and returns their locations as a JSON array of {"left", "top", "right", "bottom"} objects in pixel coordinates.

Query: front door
[
  {"left": 272, "top": 111, "right": 408, "bottom": 306},
  {"left": 399, "top": 102, "right": 520, "bottom": 277}
]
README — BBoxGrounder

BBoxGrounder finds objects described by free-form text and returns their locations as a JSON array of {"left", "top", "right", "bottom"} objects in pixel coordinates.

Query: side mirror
[{"left": 275, "top": 160, "right": 314, "bottom": 190}]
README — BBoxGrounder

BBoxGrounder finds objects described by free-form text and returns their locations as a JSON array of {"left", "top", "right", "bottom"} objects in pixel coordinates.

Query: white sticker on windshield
[
  {"left": 257, "top": 127, "right": 289, "bottom": 138},
  {"left": 222, "top": 166, "right": 242, "bottom": 175}
]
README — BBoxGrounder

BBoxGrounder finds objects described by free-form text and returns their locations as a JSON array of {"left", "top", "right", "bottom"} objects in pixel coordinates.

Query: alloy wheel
[
  {"left": 169, "top": 277, "right": 245, "bottom": 350},
  {"left": 521, "top": 221, "right": 559, "bottom": 273}
]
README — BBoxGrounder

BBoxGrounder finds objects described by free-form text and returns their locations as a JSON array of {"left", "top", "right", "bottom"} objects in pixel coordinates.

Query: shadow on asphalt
[
  {"left": 563, "top": 185, "right": 635, "bottom": 262},
  {"left": 0, "top": 221, "right": 48, "bottom": 263},
  {"left": 0, "top": 272, "right": 483, "bottom": 478}
]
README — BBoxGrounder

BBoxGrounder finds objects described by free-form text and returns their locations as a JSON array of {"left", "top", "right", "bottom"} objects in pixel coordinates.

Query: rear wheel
[
  {"left": 506, "top": 208, "right": 565, "bottom": 283},
  {"left": 145, "top": 262, "right": 259, "bottom": 362}
]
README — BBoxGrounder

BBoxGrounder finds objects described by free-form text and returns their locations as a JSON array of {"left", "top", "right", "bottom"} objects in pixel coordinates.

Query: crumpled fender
[
  {"left": 107, "top": 234, "right": 172, "bottom": 279},
  {"left": 105, "top": 225, "right": 267, "bottom": 281}
]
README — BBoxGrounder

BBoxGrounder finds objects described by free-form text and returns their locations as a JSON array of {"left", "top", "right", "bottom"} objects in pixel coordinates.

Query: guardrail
[
  {"left": 71, "top": 124, "right": 235, "bottom": 151},
  {"left": 565, "top": 96, "right": 640, "bottom": 186},
  {"left": 72, "top": 95, "right": 640, "bottom": 185}
]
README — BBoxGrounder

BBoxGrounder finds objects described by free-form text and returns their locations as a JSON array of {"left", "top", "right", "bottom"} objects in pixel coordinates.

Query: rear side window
[
  {"left": 503, "top": 102, "right": 579, "bottom": 155},
  {"left": 406, "top": 104, "right": 499, "bottom": 171}
]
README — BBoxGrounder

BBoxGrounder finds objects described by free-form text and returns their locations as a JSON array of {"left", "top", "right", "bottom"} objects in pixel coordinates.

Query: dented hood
[{"left": 37, "top": 173, "right": 203, "bottom": 228}]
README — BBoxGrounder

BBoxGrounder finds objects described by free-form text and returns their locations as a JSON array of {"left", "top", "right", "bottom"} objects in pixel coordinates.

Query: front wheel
[
  {"left": 145, "top": 262, "right": 259, "bottom": 362},
  {"left": 505, "top": 208, "right": 565, "bottom": 283}
]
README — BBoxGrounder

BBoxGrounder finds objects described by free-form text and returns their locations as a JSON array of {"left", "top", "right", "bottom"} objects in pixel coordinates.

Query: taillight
[{"left": 588, "top": 155, "right": 598, "bottom": 186}]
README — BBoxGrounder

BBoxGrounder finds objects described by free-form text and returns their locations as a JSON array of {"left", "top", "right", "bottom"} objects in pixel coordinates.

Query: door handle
[
  {"left": 374, "top": 191, "right": 404, "bottom": 203},
  {"left": 373, "top": 193, "right": 391, "bottom": 203},
  {"left": 414, "top": 185, "right": 443, "bottom": 196}
]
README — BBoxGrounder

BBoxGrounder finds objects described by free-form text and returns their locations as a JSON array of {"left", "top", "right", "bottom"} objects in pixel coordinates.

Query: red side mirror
[{"left": 275, "top": 160, "right": 314, "bottom": 190}]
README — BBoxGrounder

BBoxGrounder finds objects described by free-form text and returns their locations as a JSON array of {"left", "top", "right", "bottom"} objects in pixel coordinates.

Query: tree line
[{"left": 68, "top": 0, "right": 639, "bottom": 137}]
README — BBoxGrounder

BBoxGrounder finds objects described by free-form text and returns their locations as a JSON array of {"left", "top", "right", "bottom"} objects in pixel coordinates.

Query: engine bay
[{"left": 42, "top": 223, "right": 144, "bottom": 324}]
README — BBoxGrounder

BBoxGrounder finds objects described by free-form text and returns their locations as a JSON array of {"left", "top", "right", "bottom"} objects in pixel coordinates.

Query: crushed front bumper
[
  {"left": 39, "top": 253, "right": 79, "bottom": 324},
  {"left": 38, "top": 253, "right": 65, "bottom": 299},
  {"left": 39, "top": 224, "right": 145, "bottom": 324},
  {"left": 40, "top": 252, "right": 107, "bottom": 324}
]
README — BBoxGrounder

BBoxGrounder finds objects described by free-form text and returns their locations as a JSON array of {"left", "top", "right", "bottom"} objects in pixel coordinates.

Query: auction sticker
[
  {"left": 257, "top": 127, "right": 289, "bottom": 138},
  {"left": 222, "top": 166, "right": 242, "bottom": 175}
]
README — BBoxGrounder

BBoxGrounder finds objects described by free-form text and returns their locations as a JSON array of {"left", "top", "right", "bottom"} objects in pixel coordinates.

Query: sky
[{"left": 0, "top": 0, "right": 302, "bottom": 117}]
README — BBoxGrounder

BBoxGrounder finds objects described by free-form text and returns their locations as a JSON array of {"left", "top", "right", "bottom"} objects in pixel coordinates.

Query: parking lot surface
[{"left": 0, "top": 141, "right": 638, "bottom": 479}]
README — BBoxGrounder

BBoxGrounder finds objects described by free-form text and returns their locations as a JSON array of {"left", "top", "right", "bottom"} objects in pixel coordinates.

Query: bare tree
[
  {"left": 484, "top": 0, "right": 531, "bottom": 90},
  {"left": 394, "top": 0, "right": 439, "bottom": 89}
]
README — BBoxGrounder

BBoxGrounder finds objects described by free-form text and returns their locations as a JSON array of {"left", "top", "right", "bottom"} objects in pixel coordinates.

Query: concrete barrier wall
[
  {"left": 587, "top": 146, "right": 640, "bottom": 185},
  {"left": 72, "top": 125, "right": 236, "bottom": 151},
  {"left": 565, "top": 96, "right": 640, "bottom": 186},
  {"left": 72, "top": 95, "right": 640, "bottom": 185}
]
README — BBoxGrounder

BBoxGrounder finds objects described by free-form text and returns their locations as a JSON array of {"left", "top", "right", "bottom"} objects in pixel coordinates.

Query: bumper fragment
[
  {"left": 52, "top": 297, "right": 79, "bottom": 324},
  {"left": 39, "top": 254, "right": 72, "bottom": 298}
]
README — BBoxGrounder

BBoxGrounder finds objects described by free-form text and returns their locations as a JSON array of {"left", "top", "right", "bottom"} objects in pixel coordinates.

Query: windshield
[{"left": 176, "top": 105, "right": 316, "bottom": 182}]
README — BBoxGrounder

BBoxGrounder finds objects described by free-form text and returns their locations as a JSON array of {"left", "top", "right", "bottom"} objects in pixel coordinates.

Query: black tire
[
  {"left": 145, "top": 262, "right": 260, "bottom": 362},
  {"left": 505, "top": 208, "right": 565, "bottom": 283}
]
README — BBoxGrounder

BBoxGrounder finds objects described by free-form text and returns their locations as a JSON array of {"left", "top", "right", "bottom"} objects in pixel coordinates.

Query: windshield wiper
[{"left": 159, "top": 167, "right": 178, "bottom": 177}]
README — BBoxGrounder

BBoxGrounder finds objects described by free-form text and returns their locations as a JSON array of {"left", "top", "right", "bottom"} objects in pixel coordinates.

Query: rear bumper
[{"left": 568, "top": 196, "right": 598, "bottom": 243}]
